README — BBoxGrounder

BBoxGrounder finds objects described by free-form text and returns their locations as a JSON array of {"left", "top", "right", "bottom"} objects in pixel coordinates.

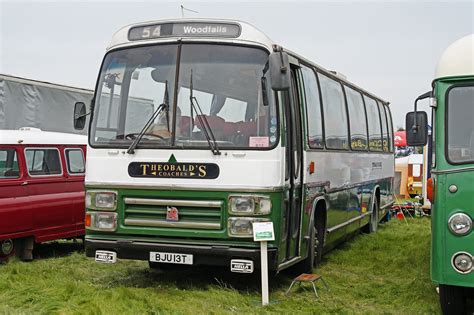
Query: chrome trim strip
[
  {"left": 124, "top": 198, "right": 222, "bottom": 208},
  {"left": 86, "top": 182, "right": 288, "bottom": 192},
  {"left": 327, "top": 211, "right": 373, "bottom": 234},
  {"left": 124, "top": 218, "right": 221, "bottom": 230},
  {"left": 431, "top": 167, "right": 474, "bottom": 175}
]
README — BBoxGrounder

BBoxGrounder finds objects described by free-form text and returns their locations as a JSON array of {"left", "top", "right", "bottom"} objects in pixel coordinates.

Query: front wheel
[
  {"left": 439, "top": 284, "right": 466, "bottom": 315},
  {"left": 0, "top": 239, "right": 15, "bottom": 260}
]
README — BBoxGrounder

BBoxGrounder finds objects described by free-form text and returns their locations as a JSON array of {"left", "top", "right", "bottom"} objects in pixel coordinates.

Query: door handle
[{"left": 21, "top": 181, "right": 28, "bottom": 186}]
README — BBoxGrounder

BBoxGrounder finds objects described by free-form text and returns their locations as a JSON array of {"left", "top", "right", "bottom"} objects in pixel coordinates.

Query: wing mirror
[
  {"left": 73, "top": 102, "right": 87, "bottom": 130},
  {"left": 405, "top": 91, "right": 432, "bottom": 146},
  {"left": 269, "top": 48, "right": 290, "bottom": 91},
  {"left": 405, "top": 111, "right": 428, "bottom": 146}
]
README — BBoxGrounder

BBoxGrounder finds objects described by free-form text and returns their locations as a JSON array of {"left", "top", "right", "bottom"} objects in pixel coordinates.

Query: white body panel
[
  {"left": 86, "top": 147, "right": 284, "bottom": 190},
  {"left": 0, "top": 129, "right": 87, "bottom": 145}
]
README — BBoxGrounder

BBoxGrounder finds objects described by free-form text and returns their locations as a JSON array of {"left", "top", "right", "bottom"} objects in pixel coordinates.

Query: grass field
[{"left": 0, "top": 218, "right": 440, "bottom": 314}]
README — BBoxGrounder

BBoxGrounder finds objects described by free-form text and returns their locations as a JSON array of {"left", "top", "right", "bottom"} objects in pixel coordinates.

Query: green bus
[
  {"left": 406, "top": 34, "right": 474, "bottom": 313},
  {"left": 76, "top": 19, "right": 394, "bottom": 275}
]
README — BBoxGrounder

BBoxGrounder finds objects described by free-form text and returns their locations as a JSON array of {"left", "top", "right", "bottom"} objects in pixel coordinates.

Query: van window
[
  {"left": 25, "top": 148, "right": 62, "bottom": 176},
  {"left": 344, "top": 86, "right": 368, "bottom": 150},
  {"left": 0, "top": 149, "right": 20, "bottom": 178},
  {"left": 66, "top": 149, "right": 85, "bottom": 174},
  {"left": 318, "top": 73, "right": 348, "bottom": 150},
  {"left": 364, "top": 95, "right": 383, "bottom": 151}
]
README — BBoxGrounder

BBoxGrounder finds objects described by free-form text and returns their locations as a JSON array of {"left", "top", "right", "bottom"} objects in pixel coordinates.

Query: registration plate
[
  {"left": 95, "top": 250, "right": 117, "bottom": 264},
  {"left": 149, "top": 251, "right": 193, "bottom": 265}
]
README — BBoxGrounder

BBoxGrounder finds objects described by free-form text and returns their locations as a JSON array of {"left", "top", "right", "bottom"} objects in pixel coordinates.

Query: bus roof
[
  {"left": 435, "top": 34, "right": 474, "bottom": 80},
  {"left": 108, "top": 18, "right": 274, "bottom": 51},
  {"left": 108, "top": 18, "right": 388, "bottom": 104},
  {"left": 0, "top": 128, "right": 87, "bottom": 145}
]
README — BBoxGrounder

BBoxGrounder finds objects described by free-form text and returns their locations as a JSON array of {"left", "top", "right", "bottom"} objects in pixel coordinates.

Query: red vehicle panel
[{"left": 0, "top": 129, "right": 87, "bottom": 260}]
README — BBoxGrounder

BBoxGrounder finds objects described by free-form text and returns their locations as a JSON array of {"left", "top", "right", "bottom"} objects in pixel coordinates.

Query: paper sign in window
[{"left": 249, "top": 137, "right": 269, "bottom": 148}]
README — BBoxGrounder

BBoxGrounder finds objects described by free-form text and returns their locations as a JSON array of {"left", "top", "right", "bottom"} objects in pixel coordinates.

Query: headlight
[
  {"left": 228, "top": 196, "right": 271, "bottom": 215},
  {"left": 227, "top": 217, "right": 269, "bottom": 238},
  {"left": 448, "top": 213, "right": 472, "bottom": 236},
  {"left": 452, "top": 252, "right": 472, "bottom": 274},
  {"left": 86, "top": 191, "right": 117, "bottom": 210},
  {"left": 85, "top": 212, "right": 118, "bottom": 232}
]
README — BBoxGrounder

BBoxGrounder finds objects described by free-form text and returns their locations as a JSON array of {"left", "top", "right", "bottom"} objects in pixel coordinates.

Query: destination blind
[{"left": 128, "top": 22, "right": 241, "bottom": 41}]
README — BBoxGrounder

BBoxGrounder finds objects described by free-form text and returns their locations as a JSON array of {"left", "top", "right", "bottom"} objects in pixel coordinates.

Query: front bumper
[{"left": 85, "top": 238, "right": 278, "bottom": 270}]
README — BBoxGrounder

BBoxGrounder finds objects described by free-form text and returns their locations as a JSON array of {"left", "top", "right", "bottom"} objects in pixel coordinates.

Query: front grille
[{"left": 123, "top": 198, "right": 223, "bottom": 230}]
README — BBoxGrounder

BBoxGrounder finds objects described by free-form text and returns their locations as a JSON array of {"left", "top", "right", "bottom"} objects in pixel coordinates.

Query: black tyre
[
  {"left": 439, "top": 284, "right": 466, "bottom": 315},
  {"left": 363, "top": 198, "right": 379, "bottom": 234},
  {"left": 0, "top": 239, "right": 15, "bottom": 261}
]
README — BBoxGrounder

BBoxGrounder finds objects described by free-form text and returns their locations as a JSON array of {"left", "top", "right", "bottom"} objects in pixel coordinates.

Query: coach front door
[{"left": 281, "top": 68, "right": 304, "bottom": 263}]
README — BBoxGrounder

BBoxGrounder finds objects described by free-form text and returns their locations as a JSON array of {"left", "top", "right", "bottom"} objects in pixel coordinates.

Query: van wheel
[
  {"left": 439, "top": 284, "right": 466, "bottom": 315},
  {"left": 363, "top": 199, "right": 379, "bottom": 234},
  {"left": 0, "top": 239, "right": 15, "bottom": 259}
]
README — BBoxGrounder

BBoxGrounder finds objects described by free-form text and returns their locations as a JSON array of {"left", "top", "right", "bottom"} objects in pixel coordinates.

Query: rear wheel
[{"left": 439, "top": 284, "right": 466, "bottom": 315}]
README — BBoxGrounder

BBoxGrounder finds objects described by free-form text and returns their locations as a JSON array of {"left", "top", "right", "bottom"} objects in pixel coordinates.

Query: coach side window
[
  {"left": 25, "top": 148, "right": 62, "bottom": 176},
  {"left": 300, "top": 66, "right": 323, "bottom": 149},
  {"left": 65, "top": 149, "right": 85, "bottom": 174},
  {"left": 364, "top": 96, "right": 383, "bottom": 151},
  {"left": 318, "top": 73, "right": 348, "bottom": 150},
  {"left": 0, "top": 149, "right": 20, "bottom": 178},
  {"left": 384, "top": 105, "right": 394, "bottom": 152},
  {"left": 344, "top": 86, "right": 368, "bottom": 150},
  {"left": 378, "top": 101, "right": 390, "bottom": 152}
]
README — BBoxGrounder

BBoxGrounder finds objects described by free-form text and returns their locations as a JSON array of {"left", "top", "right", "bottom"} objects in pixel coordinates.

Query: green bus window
[
  {"left": 344, "top": 86, "right": 368, "bottom": 151},
  {"left": 364, "top": 95, "right": 383, "bottom": 151},
  {"left": 0, "top": 149, "right": 20, "bottom": 179},
  {"left": 318, "top": 73, "right": 348, "bottom": 150},
  {"left": 447, "top": 85, "right": 474, "bottom": 164},
  {"left": 377, "top": 101, "right": 389, "bottom": 152},
  {"left": 300, "top": 65, "right": 323, "bottom": 149}
]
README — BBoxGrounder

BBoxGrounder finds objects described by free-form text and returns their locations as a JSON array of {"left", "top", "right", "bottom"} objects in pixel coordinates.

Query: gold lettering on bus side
[
  {"left": 151, "top": 164, "right": 157, "bottom": 171},
  {"left": 163, "top": 165, "right": 169, "bottom": 171},
  {"left": 199, "top": 165, "right": 207, "bottom": 177},
  {"left": 170, "top": 164, "right": 176, "bottom": 171},
  {"left": 189, "top": 165, "right": 195, "bottom": 172},
  {"left": 140, "top": 164, "right": 149, "bottom": 175}
]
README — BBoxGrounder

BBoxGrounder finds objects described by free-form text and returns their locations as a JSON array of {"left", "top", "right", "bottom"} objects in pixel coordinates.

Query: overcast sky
[{"left": 1, "top": 0, "right": 473, "bottom": 127}]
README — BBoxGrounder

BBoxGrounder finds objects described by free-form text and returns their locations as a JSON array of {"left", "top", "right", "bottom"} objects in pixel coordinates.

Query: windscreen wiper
[
  {"left": 127, "top": 81, "right": 169, "bottom": 154},
  {"left": 189, "top": 70, "right": 221, "bottom": 155}
]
